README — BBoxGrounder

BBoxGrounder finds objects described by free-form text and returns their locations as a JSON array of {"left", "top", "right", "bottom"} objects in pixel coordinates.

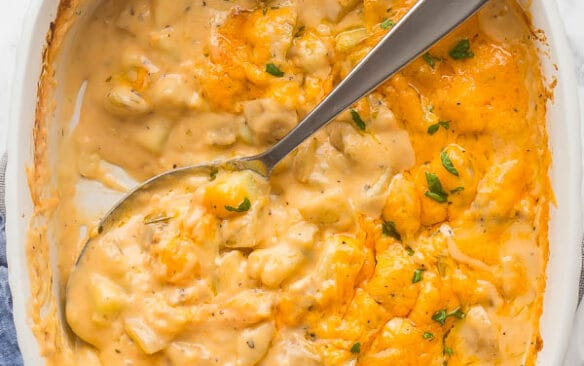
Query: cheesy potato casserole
[{"left": 28, "top": 0, "right": 551, "bottom": 365}]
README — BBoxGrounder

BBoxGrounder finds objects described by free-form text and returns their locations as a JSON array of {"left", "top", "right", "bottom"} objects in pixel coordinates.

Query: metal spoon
[{"left": 73, "top": 0, "right": 488, "bottom": 264}]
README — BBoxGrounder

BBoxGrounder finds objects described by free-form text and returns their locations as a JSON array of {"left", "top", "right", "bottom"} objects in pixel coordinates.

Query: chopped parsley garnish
[
  {"left": 350, "top": 342, "right": 361, "bottom": 354},
  {"left": 265, "top": 63, "right": 284, "bottom": 77},
  {"left": 427, "top": 124, "right": 440, "bottom": 135},
  {"left": 440, "top": 150, "right": 459, "bottom": 176},
  {"left": 432, "top": 308, "right": 466, "bottom": 325},
  {"left": 425, "top": 191, "right": 447, "bottom": 203},
  {"left": 412, "top": 268, "right": 425, "bottom": 283},
  {"left": 443, "top": 346, "right": 454, "bottom": 356},
  {"left": 423, "top": 332, "right": 435, "bottom": 340},
  {"left": 350, "top": 109, "right": 366, "bottom": 131},
  {"left": 382, "top": 221, "right": 401, "bottom": 241},
  {"left": 432, "top": 309, "right": 448, "bottom": 325},
  {"left": 448, "top": 307, "right": 466, "bottom": 319},
  {"left": 425, "top": 172, "right": 448, "bottom": 203},
  {"left": 423, "top": 52, "right": 437, "bottom": 68},
  {"left": 450, "top": 186, "right": 464, "bottom": 194},
  {"left": 380, "top": 19, "right": 395, "bottom": 29},
  {"left": 225, "top": 197, "right": 252, "bottom": 213},
  {"left": 427, "top": 120, "right": 450, "bottom": 135},
  {"left": 449, "top": 39, "right": 474, "bottom": 60}
]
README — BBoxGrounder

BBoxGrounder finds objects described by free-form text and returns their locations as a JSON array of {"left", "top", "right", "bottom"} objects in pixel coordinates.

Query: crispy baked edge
[{"left": 26, "top": 1, "right": 82, "bottom": 365}]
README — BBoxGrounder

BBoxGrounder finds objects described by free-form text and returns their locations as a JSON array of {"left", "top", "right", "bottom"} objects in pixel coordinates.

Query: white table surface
[{"left": 0, "top": 0, "right": 582, "bottom": 365}]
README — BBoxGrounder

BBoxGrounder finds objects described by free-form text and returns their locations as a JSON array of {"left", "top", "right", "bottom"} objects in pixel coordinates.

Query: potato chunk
[
  {"left": 242, "top": 99, "right": 298, "bottom": 145},
  {"left": 243, "top": 7, "right": 297, "bottom": 63},
  {"left": 448, "top": 306, "right": 500, "bottom": 363},
  {"left": 216, "top": 250, "right": 255, "bottom": 294},
  {"left": 225, "top": 290, "right": 275, "bottom": 326},
  {"left": 290, "top": 31, "right": 332, "bottom": 76},
  {"left": 89, "top": 274, "right": 128, "bottom": 317},
  {"left": 312, "top": 234, "right": 366, "bottom": 308},
  {"left": 124, "top": 298, "right": 188, "bottom": 354},
  {"left": 104, "top": 85, "right": 152, "bottom": 117},
  {"left": 297, "top": 188, "right": 354, "bottom": 229},
  {"left": 472, "top": 159, "right": 525, "bottom": 219},
  {"left": 382, "top": 174, "right": 421, "bottom": 237},
  {"left": 236, "top": 322, "right": 275, "bottom": 366},
  {"left": 154, "top": 236, "right": 201, "bottom": 285},
  {"left": 124, "top": 317, "right": 169, "bottom": 355},
  {"left": 365, "top": 246, "right": 419, "bottom": 317},
  {"left": 203, "top": 171, "right": 268, "bottom": 219},
  {"left": 248, "top": 245, "right": 304, "bottom": 288},
  {"left": 335, "top": 28, "right": 368, "bottom": 52},
  {"left": 149, "top": 73, "right": 202, "bottom": 111}
]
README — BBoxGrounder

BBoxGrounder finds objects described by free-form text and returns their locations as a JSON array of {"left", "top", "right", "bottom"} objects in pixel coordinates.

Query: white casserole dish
[{"left": 5, "top": 0, "right": 583, "bottom": 365}]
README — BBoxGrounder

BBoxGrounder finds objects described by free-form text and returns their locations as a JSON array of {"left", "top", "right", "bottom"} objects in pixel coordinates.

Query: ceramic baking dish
[{"left": 5, "top": 0, "right": 583, "bottom": 365}]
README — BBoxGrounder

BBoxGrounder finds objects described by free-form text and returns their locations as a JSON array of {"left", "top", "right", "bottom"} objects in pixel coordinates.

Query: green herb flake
[
  {"left": 425, "top": 173, "right": 448, "bottom": 198},
  {"left": 432, "top": 309, "right": 447, "bottom": 325},
  {"left": 427, "top": 120, "right": 450, "bottom": 135},
  {"left": 448, "top": 308, "right": 466, "bottom": 319},
  {"left": 450, "top": 186, "right": 464, "bottom": 194},
  {"left": 382, "top": 221, "right": 401, "bottom": 241},
  {"left": 412, "top": 268, "right": 425, "bottom": 283},
  {"left": 425, "top": 191, "right": 447, "bottom": 203},
  {"left": 432, "top": 307, "right": 466, "bottom": 326},
  {"left": 423, "top": 332, "right": 435, "bottom": 340},
  {"left": 405, "top": 246, "right": 415, "bottom": 256},
  {"left": 350, "top": 109, "right": 367, "bottom": 131},
  {"left": 423, "top": 53, "right": 436, "bottom": 68},
  {"left": 449, "top": 39, "right": 474, "bottom": 60},
  {"left": 443, "top": 346, "right": 454, "bottom": 356},
  {"left": 427, "top": 123, "right": 440, "bottom": 135},
  {"left": 380, "top": 18, "right": 395, "bottom": 29},
  {"left": 439, "top": 120, "right": 450, "bottom": 129},
  {"left": 225, "top": 197, "right": 252, "bottom": 213},
  {"left": 425, "top": 172, "right": 448, "bottom": 203},
  {"left": 350, "top": 342, "right": 361, "bottom": 354},
  {"left": 440, "top": 150, "right": 459, "bottom": 176},
  {"left": 265, "top": 63, "right": 284, "bottom": 77}
]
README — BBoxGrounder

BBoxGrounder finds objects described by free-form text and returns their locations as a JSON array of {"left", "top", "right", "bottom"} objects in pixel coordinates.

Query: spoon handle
[{"left": 258, "top": 0, "right": 488, "bottom": 170}]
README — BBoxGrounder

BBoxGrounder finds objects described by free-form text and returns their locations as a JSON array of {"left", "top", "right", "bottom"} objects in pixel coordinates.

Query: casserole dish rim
[{"left": 5, "top": 0, "right": 583, "bottom": 365}]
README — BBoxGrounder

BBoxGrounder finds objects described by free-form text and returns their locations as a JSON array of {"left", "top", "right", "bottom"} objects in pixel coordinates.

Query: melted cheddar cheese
[{"left": 29, "top": 0, "right": 550, "bottom": 365}]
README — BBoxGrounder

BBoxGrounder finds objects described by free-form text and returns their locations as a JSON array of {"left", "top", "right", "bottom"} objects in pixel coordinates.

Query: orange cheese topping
[{"left": 29, "top": 0, "right": 550, "bottom": 365}]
